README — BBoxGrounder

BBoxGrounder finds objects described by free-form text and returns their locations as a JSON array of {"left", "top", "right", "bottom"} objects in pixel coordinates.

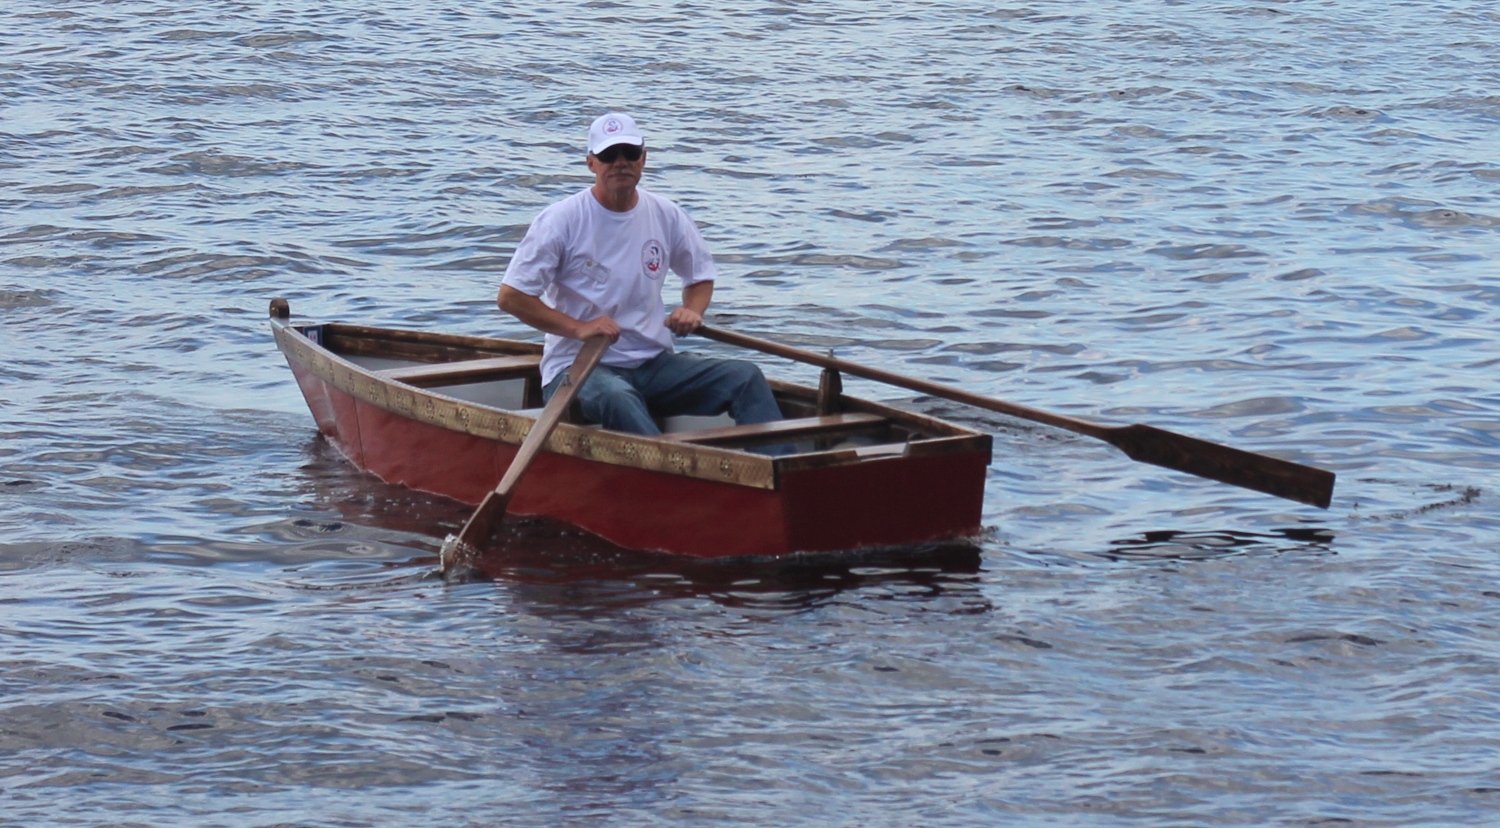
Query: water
[{"left": 3, "top": 1, "right": 1499, "bottom": 824}]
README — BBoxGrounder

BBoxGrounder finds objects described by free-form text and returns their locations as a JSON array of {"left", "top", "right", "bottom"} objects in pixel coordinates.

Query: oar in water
[
  {"left": 697, "top": 325, "right": 1335, "bottom": 509},
  {"left": 440, "top": 335, "right": 610, "bottom": 572}
]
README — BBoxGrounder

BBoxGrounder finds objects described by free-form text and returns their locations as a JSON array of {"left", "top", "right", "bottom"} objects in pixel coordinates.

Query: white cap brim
[{"left": 589, "top": 135, "right": 644, "bottom": 154}]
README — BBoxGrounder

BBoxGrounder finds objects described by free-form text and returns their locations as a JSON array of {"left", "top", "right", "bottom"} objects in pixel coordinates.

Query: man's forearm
[
  {"left": 498, "top": 284, "right": 621, "bottom": 342},
  {"left": 665, "top": 280, "right": 714, "bottom": 336},
  {"left": 681, "top": 280, "right": 713, "bottom": 314},
  {"left": 498, "top": 285, "right": 583, "bottom": 337}
]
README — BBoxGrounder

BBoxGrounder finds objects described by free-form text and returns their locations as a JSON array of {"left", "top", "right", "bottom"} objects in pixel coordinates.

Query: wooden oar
[
  {"left": 698, "top": 325, "right": 1335, "bottom": 509},
  {"left": 440, "top": 335, "right": 610, "bottom": 571}
]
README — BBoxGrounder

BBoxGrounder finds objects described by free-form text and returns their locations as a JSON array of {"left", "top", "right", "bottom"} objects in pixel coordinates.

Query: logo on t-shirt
[{"left": 641, "top": 240, "right": 665, "bottom": 279}]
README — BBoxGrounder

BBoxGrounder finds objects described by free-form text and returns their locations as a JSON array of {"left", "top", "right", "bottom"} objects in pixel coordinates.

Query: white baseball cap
[{"left": 588, "top": 112, "right": 645, "bottom": 155}]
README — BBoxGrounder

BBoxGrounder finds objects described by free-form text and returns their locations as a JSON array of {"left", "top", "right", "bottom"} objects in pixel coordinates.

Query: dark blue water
[{"left": 3, "top": 1, "right": 1498, "bottom": 824}]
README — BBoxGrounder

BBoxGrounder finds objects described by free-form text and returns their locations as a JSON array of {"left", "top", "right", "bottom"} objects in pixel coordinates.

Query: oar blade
[
  {"left": 1107, "top": 424, "right": 1335, "bottom": 508},
  {"left": 440, "top": 490, "right": 515, "bottom": 574},
  {"left": 456, "top": 489, "right": 514, "bottom": 549}
]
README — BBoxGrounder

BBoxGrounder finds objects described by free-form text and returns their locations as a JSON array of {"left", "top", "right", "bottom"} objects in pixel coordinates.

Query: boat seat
[
  {"left": 377, "top": 354, "right": 541, "bottom": 387},
  {"left": 661, "top": 412, "right": 887, "bottom": 445}
]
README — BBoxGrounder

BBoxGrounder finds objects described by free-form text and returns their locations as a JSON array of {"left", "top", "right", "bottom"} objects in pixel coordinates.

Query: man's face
[{"left": 587, "top": 143, "right": 646, "bottom": 188}]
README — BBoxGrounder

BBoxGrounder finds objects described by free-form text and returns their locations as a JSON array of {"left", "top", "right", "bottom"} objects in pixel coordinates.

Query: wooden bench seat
[
  {"left": 378, "top": 354, "right": 541, "bottom": 387},
  {"left": 661, "top": 412, "right": 887, "bottom": 445}
]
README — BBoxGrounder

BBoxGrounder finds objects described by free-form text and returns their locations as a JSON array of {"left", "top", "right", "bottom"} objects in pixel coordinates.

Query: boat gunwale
[{"left": 271, "top": 316, "right": 991, "bottom": 491}]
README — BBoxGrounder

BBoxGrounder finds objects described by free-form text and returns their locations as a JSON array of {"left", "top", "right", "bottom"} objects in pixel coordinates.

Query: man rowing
[{"left": 498, "top": 112, "right": 782, "bottom": 435}]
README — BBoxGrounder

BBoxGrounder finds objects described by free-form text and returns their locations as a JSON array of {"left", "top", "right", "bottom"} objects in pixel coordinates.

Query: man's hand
[
  {"left": 576, "top": 315, "right": 622, "bottom": 343},
  {"left": 668, "top": 280, "right": 713, "bottom": 336},
  {"left": 665, "top": 306, "right": 703, "bottom": 336}
]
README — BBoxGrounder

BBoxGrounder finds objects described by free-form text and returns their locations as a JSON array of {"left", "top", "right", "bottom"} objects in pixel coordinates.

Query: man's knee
[
  {"left": 718, "top": 359, "right": 780, "bottom": 425},
  {"left": 575, "top": 370, "right": 658, "bottom": 433},
  {"left": 576, "top": 372, "right": 640, "bottom": 412},
  {"left": 719, "top": 358, "right": 768, "bottom": 389}
]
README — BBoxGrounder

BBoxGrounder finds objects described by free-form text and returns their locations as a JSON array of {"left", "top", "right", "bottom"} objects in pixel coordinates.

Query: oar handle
[{"left": 697, "top": 325, "right": 1108, "bottom": 440}]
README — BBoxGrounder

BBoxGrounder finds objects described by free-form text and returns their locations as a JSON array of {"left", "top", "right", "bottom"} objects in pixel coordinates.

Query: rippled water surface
[{"left": 4, "top": 1, "right": 1499, "bottom": 825}]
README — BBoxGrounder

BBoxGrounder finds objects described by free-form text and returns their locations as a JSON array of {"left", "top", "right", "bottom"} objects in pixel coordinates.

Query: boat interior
[{"left": 302, "top": 322, "right": 982, "bottom": 459}]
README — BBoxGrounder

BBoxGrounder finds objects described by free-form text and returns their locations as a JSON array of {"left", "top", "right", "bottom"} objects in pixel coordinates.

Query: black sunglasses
[{"left": 594, "top": 144, "right": 644, "bottom": 163}]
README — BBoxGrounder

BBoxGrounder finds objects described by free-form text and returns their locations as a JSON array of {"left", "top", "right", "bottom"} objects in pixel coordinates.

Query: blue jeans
[{"left": 543, "top": 351, "right": 781, "bottom": 436}]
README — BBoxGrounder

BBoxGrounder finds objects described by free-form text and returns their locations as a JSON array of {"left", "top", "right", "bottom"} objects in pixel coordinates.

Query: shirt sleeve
[
  {"left": 501, "top": 212, "right": 562, "bottom": 298},
  {"left": 669, "top": 205, "right": 718, "bottom": 286}
]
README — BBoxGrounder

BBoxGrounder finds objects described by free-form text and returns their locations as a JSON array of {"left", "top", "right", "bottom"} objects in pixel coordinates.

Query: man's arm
[
  {"left": 665, "top": 280, "right": 713, "bottom": 336},
  {"left": 498, "top": 284, "right": 621, "bottom": 342}
]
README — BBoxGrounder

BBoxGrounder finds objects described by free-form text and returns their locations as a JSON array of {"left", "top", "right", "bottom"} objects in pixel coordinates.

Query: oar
[
  {"left": 697, "top": 325, "right": 1335, "bottom": 509},
  {"left": 440, "top": 335, "right": 610, "bottom": 571}
]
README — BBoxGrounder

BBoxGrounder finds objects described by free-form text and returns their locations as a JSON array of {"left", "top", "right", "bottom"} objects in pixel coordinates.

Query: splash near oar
[
  {"left": 697, "top": 325, "right": 1335, "bottom": 509},
  {"left": 440, "top": 335, "right": 610, "bottom": 573}
]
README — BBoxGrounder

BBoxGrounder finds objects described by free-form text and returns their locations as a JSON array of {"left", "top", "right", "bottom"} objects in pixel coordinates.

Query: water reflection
[
  {"left": 460, "top": 520, "right": 985, "bottom": 610},
  {"left": 1102, "top": 527, "right": 1336, "bottom": 562},
  {"left": 288, "top": 435, "right": 477, "bottom": 539}
]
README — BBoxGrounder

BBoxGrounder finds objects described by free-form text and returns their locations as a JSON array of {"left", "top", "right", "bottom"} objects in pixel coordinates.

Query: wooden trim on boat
[
  {"left": 324, "top": 323, "right": 543, "bottom": 364},
  {"left": 378, "top": 354, "right": 542, "bottom": 387},
  {"left": 328, "top": 322, "right": 544, "bottom": 354},
  {"left": 661, "top": 412, "right": 886, "bottom": 445}
]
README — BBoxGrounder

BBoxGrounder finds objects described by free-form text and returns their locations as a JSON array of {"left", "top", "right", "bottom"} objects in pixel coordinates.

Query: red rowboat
[{"left": 269, "top": 299, "right": 991, "bottom": 558}]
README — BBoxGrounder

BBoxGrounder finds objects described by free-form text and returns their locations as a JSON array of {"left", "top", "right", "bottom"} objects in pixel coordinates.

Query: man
[{"left": 498, "top": 112, "right": 782, "bottom": 435}]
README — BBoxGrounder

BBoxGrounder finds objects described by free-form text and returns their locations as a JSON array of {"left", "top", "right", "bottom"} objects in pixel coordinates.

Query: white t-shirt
[{"left": 502, "top": 187, "right": 718, "bottom": 386}]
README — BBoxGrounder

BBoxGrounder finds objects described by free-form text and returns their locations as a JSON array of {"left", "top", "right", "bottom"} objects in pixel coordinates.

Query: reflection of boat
[{"left": 269, "top": 299, "right": 991, "bottom": 559}]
